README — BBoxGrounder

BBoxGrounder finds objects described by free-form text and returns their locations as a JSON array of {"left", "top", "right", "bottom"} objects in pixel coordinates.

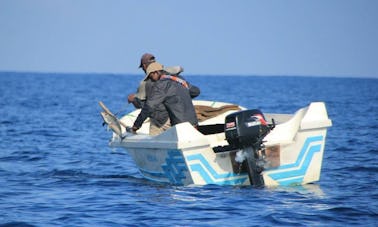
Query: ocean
[{"left": 0, "top": 72, "right": 377, "bottom": 226}]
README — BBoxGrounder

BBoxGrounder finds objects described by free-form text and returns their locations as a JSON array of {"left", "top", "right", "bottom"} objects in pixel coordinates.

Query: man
[
  {"left": 127, "top": 53, "right": 188, "bottom": 108},
  {"left": 128, "top": 53, "right": 200, "bottom": 135},
  {"left": 131, "top": 62, "right": 198, "bottom": 134}
]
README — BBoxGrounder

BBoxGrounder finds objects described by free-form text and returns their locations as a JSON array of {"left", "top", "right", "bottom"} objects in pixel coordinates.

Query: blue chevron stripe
[
  {"left": 274, "top": 176, "right": 305, "bottom": 186},
  {"left": 187, "top": 154, "right": 248, "bottom": 185},
  {"left": 137, "top": 149, "right": 189, "bottom": 185},
  {"left": 269, "top": 144, "right": 322, "bottom": 179},
  {"left": 187, "top": 154, "right": 242, "bottom": 178},
  {"left": 273, "top": 136, "right": 323, "bottom": 170},
  {"left": 161, "top": 150, "right": 188, "bottom": 185},
  {"left": 267, "top": 136, "right": 323, "bottom": 185}
]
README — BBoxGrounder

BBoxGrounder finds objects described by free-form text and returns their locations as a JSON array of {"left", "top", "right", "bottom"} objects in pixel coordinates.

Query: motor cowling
[
  {"left": 225, "top": 109, "right": 269, "bottom": 149},
  {"left": 224, "top": 109, "right": 271, "bottom": 187}
]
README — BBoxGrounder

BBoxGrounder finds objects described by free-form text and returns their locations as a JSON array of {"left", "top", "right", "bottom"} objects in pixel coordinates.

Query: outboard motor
[{"left": 225, "top": 109, "right": 274, "bottom": 187}]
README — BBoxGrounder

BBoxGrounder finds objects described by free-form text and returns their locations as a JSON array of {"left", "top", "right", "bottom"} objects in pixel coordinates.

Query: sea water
[{"left": 0, "top": 72, "right": 377, "bottom": 226}]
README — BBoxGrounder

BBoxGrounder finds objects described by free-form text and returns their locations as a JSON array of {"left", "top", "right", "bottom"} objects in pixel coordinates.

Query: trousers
[{"left": 149, "top": 119, "right": 171, "bottom": 136}]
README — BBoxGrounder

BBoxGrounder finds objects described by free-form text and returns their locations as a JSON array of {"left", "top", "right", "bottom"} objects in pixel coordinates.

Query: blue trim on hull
[
  {"left": 136, "top": 135, "right": 325, "bottom": 186},
  {"left": 161, "top": 150, "right": 189, "bottom": 185},
  {"left": 137, "top": 149, "right": 189, "bottom": 185},
  {"left": 267, "top": 135, "right": 324, "bottom": 186},
  {"left": 187, "top": 154, "right": 248, "bottom": 185}
]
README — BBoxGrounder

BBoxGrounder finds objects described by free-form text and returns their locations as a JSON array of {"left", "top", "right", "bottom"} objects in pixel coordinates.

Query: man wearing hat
[
  {"left": 131, "top": 62, "right": 198, "bottom": 134},
  {"left": 128, "top": 53, "right": 200, "bottom": 135},
  {"left": 127, "top": 53, "right": 186, "bottom": 108}
]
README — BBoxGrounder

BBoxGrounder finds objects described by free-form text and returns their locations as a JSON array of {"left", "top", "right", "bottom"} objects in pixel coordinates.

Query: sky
[{"left": 0, "top": 0, "right": 377, "bottom": 78}]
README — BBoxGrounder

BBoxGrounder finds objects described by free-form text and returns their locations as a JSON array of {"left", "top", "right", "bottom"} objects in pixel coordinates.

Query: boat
[{"left": 100, "top": 100, "right": 332, "bottom": 187}]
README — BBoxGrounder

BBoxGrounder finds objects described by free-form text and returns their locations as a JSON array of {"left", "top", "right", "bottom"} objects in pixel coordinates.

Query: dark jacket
[
  {"left": 133, "top": 76, "right": 200, "bottom": 109},
  {"left": 134, "top": 75, "right": 200, "bottom": 127},
  {"left": 133, "top": 75, "right": 198, "bottom": 129},
  {"left": 145, "top": 79, "right": 169, "bottom": 127},
  {"left": 187, "top": 82, "right": 200, "bottom": 98}
]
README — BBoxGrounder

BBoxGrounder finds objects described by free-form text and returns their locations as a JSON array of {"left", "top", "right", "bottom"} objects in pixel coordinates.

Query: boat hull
[{"left": 108, "top": 101, "right": 332, "bottom": 187}]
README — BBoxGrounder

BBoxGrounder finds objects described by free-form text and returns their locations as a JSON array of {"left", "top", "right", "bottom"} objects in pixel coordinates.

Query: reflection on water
[{"left": 271, "top": 183, "right": 326, "bottom": 198}]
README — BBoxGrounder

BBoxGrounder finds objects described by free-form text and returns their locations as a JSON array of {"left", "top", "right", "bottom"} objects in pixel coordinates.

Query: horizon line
[{"left": 0, "top": 70, "right": 377, "bottom": 79}]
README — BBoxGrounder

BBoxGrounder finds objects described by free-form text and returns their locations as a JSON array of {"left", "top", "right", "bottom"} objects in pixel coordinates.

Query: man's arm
[
  {"left": 132, "top": 82, "right": 167, "bottom": 132},
  {"left": 176, "top": 75, "right": 200, "bottom": 98},
  {"left": 132, "top": 101, "right": 151, "bottom": 131},
  {"left": 128, "top": 80, "right": 148, "bottom": 108},
  {"left": 188, "top": 83, "right": 200, "bottom": 98}
]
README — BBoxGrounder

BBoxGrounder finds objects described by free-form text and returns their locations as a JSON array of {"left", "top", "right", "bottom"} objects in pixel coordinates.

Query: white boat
[{"left": 100, "top": 100, "right": 332, "bottom": 187}]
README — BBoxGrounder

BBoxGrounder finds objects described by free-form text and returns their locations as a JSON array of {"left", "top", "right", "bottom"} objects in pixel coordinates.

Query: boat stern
[{"left": 262, "top": 102, "right": 332, "bottom": 186}]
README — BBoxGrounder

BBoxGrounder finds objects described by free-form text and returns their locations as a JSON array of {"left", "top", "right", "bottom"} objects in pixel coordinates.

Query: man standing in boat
[
  {"left": 127, "top": 53, "right": 194, "bottom": 108},
  {"left": 128, "top": 53, "right": 200, "bottom": 135},
  {"left": 131, "top": 62, "right": 198, "bottom": 134}
]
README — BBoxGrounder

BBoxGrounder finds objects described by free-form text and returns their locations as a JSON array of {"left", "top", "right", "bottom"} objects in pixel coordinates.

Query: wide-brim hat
[{"left": 144, "top": 62, "right": 163, "bottom": 80}]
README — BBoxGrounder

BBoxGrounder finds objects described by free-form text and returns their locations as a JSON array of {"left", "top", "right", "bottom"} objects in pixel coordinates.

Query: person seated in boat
[
  {"left": 127, "top": 53, "right": 199, "bottom": 109},
  {"left": 131, "top": 62, "right": 199, "bottom": 134}
]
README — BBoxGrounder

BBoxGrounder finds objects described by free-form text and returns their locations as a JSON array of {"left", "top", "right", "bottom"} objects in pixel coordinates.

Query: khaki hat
[
  {"left": 144, "top": 62, "right": 163, "bottom": 80},
  {"left": 139, "top": 53, "right": 155, "bottom": 68}
]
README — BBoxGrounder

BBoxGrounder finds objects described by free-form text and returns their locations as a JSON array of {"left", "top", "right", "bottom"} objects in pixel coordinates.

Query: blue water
[{"left": 0, "top": 72, "right": 377, "bottom": 226}]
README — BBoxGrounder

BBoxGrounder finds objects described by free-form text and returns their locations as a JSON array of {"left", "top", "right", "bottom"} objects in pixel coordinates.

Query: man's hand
[
  {"left": 131, "top": 126, "right": 139, "bottom": 134},
  {"left": 127, "top": 93, "right": 135, "bottom": 103},
  {"left": 126, "top": 126, "right": 138, "bottom": 134}
]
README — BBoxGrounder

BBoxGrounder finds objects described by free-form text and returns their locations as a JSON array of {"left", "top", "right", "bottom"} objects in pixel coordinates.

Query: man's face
[{"left": 149, "top": 71, "right": 159, "bottom": 81}]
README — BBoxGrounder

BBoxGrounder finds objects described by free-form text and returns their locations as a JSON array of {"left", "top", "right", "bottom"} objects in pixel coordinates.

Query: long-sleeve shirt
[{"left": 133, "top": 75, "right": 198, "bottom": 129}]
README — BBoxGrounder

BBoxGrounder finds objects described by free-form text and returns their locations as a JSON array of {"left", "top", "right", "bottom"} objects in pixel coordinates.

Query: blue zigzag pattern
[
  {"left": 267, "top": 135, "right": 323, "bottom": 185},
  {"left": 161, "top": 150, "right": 188, "bottom": 185},
  {"left": 187, "top": 154, "right": 248, "bottom": 185}
]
